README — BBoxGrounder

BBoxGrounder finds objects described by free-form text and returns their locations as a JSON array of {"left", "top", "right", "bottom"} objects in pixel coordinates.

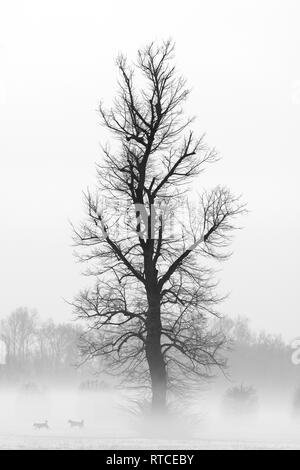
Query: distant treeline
[
  {"left": 217, "top": 317, "right": 298, "bottom": 396},
  {"left": 0, "top": 307, "right": 83, "bottom": 383},
  {"left": 0, "top": 309, "right": 298, "bottom": 394}
]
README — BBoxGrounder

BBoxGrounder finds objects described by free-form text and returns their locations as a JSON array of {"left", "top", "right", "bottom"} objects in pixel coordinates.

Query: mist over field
[
  {"left": 1, "top": 384, "right": 300, "bottom": 450},
  {"left": 0, "top": 314, "right": 300, "bottom": 450}
]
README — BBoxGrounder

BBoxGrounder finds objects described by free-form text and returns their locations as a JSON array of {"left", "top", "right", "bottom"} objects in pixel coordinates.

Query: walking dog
[
  {"left": 33, "top": 420, "right": 49, "bottom": 430},
  {"left": 68, "top": 419, "right": 84, "bottom": 428}
]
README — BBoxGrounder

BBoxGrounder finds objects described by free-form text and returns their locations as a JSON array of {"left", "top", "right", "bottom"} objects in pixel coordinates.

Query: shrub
[{"left": 222, "top": 384, "right": 258, "bottom": 415}]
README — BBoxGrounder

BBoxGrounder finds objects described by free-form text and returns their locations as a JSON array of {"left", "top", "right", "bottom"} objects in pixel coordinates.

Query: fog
[
  {"left": 1, "top": 315, "right": 299, "bottom": 449},
  {"left": 1, "top": 0, "right": 299, "bottom": 451},
  {"left": 1, "top": 383, "right": 300, "bottom": 449}
]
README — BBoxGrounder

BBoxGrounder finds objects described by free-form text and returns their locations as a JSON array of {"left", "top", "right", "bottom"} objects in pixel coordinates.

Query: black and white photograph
[{"left": 0, "top": 0, "right": 299, "bottom": 453}]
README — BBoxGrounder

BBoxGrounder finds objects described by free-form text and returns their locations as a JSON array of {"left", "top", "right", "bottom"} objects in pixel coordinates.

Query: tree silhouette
[{"left": 73, "top": 40, "right": 245, "bottom": 411}]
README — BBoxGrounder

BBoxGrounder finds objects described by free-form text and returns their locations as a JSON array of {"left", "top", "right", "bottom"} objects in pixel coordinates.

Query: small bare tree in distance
[{"left": 73, "top": 40, "right": 245, "bottom": 412}]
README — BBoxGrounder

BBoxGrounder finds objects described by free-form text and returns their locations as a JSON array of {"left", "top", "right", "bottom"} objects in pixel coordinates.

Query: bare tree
[
  {"left": 73, "top": 40, "right": 245, "bottom": 411},
  {"left": 35, "top": 320, "right": 81, "bottom": 374},
  {"left": 0, "top": 310, "right": 82, "bottom": 380},
  {"left": 1, "top": 307, "right": 37, "bottom": 368}
]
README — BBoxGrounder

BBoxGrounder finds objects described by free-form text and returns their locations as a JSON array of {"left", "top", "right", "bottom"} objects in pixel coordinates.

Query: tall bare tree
[{"left": 73, "top": 41, "right": 245, "bottom": 411}]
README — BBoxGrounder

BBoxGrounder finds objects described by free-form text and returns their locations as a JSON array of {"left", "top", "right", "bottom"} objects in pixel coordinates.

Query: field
[
  {"left": 1, "top": 388, "right": 300, "bottom": 450},
  {"left": 1, "top": 433, "right": 300, "bottom": 450}
]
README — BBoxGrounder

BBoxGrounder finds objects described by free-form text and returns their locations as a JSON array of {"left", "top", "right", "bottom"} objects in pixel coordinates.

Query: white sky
[{"left": 0, "top": 0, "right": 299, "bottom": 340}]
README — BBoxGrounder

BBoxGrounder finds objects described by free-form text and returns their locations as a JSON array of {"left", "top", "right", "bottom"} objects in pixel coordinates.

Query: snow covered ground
[{"left": 1, "top": 434, "right": 300, "bottom": 450}]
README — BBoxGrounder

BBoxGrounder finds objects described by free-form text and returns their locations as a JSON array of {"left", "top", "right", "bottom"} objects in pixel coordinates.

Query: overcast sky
[{"left": 0, "top": 0, "right": 299, "bottom": 340}]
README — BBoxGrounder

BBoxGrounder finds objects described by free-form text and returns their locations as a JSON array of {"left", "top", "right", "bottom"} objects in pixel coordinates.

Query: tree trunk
[{"left": 145, "top": 291, "right": 167, "bottom": 413}]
